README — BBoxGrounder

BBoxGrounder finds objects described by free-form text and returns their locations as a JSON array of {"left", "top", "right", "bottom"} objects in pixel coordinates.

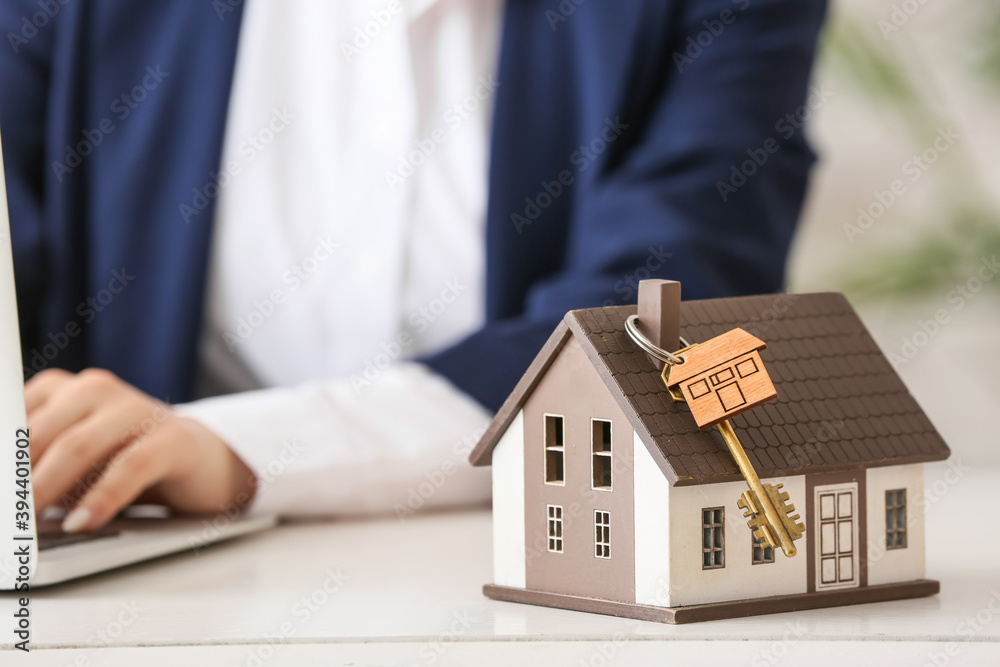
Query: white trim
[
  {"left": 633, "top": 431, "right": 672, "bottom": 607},
  {"left": 492, "top": 411, "right": 525, "bottom": 588}
]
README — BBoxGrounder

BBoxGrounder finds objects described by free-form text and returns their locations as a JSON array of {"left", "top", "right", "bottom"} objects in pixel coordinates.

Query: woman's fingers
[
  {"left": 24, "top": 367, "right": 72, "bottom": 414},
  {"left": 22, "top": 366, "right": 256, "bottom": 533},
  {"left": 30, "top": 397, "right": 163, "bottom": 512},
  {"left": 62, "top": 433, "right": 173, "bottom": 533},
  {"left": 28, "top": 369, "right": 120, "bottom": 460}
]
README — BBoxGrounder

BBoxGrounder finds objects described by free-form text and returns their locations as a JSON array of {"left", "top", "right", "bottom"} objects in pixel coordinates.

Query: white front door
[{"left": 815, "top": 482, "right": 859, "bottom": 590}]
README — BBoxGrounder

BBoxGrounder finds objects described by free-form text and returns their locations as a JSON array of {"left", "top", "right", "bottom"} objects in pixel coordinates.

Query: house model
[{"left": 469, "top": 279, "right": 949, "bottom": 623}]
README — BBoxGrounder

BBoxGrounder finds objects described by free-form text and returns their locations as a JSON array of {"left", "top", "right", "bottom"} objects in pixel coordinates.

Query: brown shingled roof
[{"left": 469, "top": 292, "right": 950, "bottom": 486}]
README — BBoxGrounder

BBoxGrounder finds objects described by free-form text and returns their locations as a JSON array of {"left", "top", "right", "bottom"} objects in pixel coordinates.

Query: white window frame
[
  {"left": 594, "top": 510, "right": 611, "bottom": 559},
  {"left": 543, "top": 414, "right": 565, "bottom": 486},
  {"left": 547, "top": 504, "right": 563, "bottom": 553},
  {"left": 591, "top": 418, "right": 613, "bottom": 491}
]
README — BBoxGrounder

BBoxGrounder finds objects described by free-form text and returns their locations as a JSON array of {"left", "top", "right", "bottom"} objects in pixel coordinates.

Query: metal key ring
[{"left": 624, "top": 314, "right": 687, "bottom": 366}]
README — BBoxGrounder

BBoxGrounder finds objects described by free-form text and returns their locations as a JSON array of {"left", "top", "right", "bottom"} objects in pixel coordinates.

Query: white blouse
[{"left": 176, "top": 0, "right": 503, "bottom": 517}]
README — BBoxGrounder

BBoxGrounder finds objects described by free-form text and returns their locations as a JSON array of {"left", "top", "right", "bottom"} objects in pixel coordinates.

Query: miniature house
[{"left": 469, "top": 280, "right": 949, "bottom": 623}]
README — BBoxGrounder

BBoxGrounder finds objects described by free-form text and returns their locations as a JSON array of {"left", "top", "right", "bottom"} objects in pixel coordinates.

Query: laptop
[{"left": 0, "top": 133, "right": 276, "bottom": 589}]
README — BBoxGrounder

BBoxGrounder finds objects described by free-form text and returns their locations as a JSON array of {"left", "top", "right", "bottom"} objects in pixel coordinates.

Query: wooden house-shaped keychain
[
  {"left": 469, "top": 279, "right": 949, "bottom": 623},
  {"left": 666, "top": 328, "right": 776, "bottom": 429}
]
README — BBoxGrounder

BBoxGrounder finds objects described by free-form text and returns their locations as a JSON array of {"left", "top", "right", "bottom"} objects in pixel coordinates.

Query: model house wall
[
  {"left": 492, "top": 404, "right": 927, "bottom": 608},
  {"left": 521, "top": 337, "right": 636, "bottom": 603},
  {"left": 635, "top": 436, "right": 807, "bottom": 608},
  {"left": 666, "top": 475, "right": 808, "bottom": 607},
  {"left": 865, "top": 463, "right": 925, "bottom": 586}
]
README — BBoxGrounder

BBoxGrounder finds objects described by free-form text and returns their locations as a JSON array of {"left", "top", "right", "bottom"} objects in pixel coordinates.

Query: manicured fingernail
[{"left": 62, "top": 507, "right": 92, "bottom": 533}]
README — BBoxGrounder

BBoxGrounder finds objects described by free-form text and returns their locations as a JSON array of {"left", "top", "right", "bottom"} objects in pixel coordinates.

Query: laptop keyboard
[{"left": 37, "top": 520, "right": 120, "bottom": 551}]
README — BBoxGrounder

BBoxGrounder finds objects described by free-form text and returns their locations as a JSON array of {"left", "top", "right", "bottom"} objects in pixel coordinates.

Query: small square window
[
  {"left": 736, "top": 358, "right": 758, "bottom": 378},
  {"left": 886, "top": 489, "right": 907, "bottom": 550},
  {"left": 688, "top": 378, "right": 711, "bottom": 399}
]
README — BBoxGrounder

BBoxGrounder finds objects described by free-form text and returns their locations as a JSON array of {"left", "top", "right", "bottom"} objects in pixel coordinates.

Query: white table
[{"left": 10, "top": 461, "right": 1000, "bottom": 665}]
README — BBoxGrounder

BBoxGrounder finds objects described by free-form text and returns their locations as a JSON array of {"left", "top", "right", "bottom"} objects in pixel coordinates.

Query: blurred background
[{"left": 788, "top": 0, "right": 999, "bottom": 466}]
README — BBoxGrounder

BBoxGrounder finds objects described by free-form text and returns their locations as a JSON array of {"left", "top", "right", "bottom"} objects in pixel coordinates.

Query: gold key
[
  {"left": 660, "top": 331, "right": 805, "bottom": 558},
  {"left": 718, "top": 420, "right": 804, "bottom": 557}
]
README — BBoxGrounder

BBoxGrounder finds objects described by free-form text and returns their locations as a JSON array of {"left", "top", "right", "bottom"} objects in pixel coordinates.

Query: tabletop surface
[{"left": 5, "top": 460, "right": 999, "bottom": 665}]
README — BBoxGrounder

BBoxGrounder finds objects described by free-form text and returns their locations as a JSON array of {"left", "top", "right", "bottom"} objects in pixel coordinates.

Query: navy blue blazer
[{"left": 0, "top": 0, "right": 825, "bottom": 412}]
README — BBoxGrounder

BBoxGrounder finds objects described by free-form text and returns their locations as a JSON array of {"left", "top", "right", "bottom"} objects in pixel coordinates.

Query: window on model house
[
  {"left": 547, "top": 505, "right": 563, "bottom": 553},
  {"left": 752, "top": 532, "right": 774, "bottom": 565},
  {"left": 544, "top": 415, "right": 564, "bottom": 484},
  {"left": 591, "top": 419, "right": 612, "bottom": 490},
  {"left": 594, "top": 510, "right": 611, "bottom": 559},
  {"left": 886, "top": 489, "right": 907, "bottom": 549},
  {"left": 702, "top": 507, "right": 725, "bottom": 569}
]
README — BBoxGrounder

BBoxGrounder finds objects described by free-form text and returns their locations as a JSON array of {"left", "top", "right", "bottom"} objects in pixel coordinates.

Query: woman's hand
[{"left": 26, "top": 368, "right": 256, "bottom": 533}]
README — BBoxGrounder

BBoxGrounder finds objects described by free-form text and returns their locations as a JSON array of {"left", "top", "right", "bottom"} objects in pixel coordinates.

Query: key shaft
[{"left": 716, "top": 420, "right": 797, "bottom": 557}]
